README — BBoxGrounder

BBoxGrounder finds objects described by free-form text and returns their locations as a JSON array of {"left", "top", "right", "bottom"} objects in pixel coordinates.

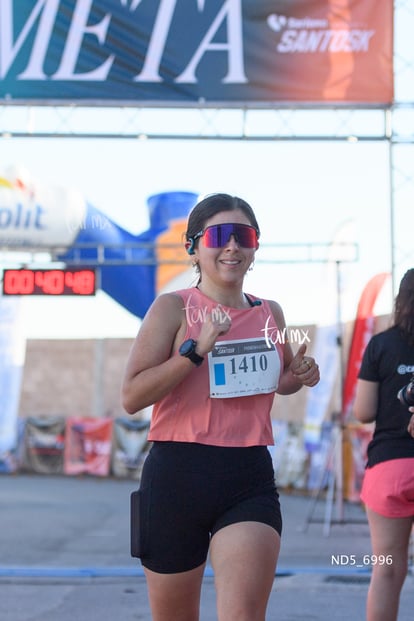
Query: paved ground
[{"left": 1, "top": 474, "right": 413, "bottom": 620}]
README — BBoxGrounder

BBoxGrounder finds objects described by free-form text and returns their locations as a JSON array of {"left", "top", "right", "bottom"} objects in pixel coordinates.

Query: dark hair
[
  {"left": 394, "top": 268, "right": 414, "bottom": 345},
  {"left": 185, "top": 193, "right": 260, "bottom": 245}
]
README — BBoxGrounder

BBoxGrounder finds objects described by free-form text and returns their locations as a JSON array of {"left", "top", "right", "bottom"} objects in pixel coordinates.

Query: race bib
[{"left": 208, "top": 337, "right": 280, "bottom": 399}]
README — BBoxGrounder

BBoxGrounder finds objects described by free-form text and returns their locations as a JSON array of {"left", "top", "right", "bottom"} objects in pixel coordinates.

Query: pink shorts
[{"left": 361, "top": 458, "right": 414, "bottom": 518}]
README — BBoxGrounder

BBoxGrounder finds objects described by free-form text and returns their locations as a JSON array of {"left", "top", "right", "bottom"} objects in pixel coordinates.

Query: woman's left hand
[
  {"left": 407, "top": 407, "right": 414, "bottom": 437},
  {"left": 289, "top": 344, "right": 320, "bottom": 387}
]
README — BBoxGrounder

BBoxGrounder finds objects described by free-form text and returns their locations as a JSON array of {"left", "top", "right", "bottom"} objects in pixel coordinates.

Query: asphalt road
[{"left": 1, "top": 474, "right": 413, "bottom": 620}]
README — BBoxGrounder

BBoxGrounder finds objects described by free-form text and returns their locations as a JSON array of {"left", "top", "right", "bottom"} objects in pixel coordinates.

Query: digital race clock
[{"left": 2, "top": 268, "right": 96, "bottom": 296}]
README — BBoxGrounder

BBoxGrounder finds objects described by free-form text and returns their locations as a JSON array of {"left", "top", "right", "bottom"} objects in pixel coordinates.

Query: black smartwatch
[{"left": 179, "top": 339, "right": 204, "bottom": 367}]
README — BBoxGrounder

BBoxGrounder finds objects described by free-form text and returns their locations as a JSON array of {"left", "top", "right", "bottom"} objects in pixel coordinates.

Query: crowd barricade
[
  {"left": 22, "top": 416, "right": 66, "bottom": 475},
  {"left": 271, "top": 420, "right": 309, "bottom": 490},
  {"left": 111, "top": 418, "right": 151, "bottom": 480},
  {"left": 5, "top": 416, "right": 150, "bottom": 479},
  {"left": 5, "top": 416, "right": 368, "bottom": 495},
  {"left": 271, "top": 420, "right": 370, "bottom": 501},
  {"left": 63, "top": 417, "right": 114, "bottom": 477}
]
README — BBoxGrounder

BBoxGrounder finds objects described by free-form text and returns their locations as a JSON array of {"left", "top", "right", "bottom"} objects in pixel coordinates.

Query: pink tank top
[{"left": 148, "top": 288, "right": 284, "bottom": 447}]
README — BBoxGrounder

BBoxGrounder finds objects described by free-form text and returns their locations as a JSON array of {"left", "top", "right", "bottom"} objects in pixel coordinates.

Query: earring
[{"left": 248, "top": 261, "right": 254, "bottom": 272}]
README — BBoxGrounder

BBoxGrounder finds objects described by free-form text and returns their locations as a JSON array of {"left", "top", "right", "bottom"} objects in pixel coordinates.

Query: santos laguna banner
[{"left": 0, "top": 0, "right": 393, "bottom": 105}]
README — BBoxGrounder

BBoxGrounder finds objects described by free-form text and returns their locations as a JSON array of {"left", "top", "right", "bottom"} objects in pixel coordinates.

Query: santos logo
[{"left": 267, "top": 13, "right": 375, "bottom": 54}]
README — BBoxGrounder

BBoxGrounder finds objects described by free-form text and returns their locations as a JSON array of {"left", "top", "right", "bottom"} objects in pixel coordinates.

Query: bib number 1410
[
  {"left": 229, "top": 354, "right": 268, "bottom": 374},
  {"left": 208, "top": 338, "right": 280, "bottom": 398}
]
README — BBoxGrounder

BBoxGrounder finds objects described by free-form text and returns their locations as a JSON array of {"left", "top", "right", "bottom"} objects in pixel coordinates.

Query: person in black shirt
[{"left": 354, "top": 268, "right": 414, "bottom": 621}]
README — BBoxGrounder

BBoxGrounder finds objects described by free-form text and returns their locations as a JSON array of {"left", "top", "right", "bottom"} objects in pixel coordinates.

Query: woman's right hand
[{"left": 196, "top": 312, "right": 232, "bottom": 356}]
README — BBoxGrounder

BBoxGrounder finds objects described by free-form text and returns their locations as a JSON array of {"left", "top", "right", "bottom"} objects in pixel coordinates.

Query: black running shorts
[{"left": 131, "top": 441, "right": 282, "bottom": 574}]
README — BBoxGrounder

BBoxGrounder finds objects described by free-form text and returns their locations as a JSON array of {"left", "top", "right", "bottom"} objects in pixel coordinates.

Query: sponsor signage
[{"left": 0, "top": 0, "right": 393, "bottom": 106}]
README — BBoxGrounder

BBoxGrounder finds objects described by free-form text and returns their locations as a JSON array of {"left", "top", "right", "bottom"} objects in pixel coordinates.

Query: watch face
[
  {"left": 179, "top": 339, "right": 195, "bottom": 356},
  {"left": 179, "top": 339, "right": 203, "bottom": 366}
]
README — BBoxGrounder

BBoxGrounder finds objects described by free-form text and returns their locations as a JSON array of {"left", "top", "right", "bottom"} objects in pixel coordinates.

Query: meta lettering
[{"left": 0, "top": 0, "right": 247, "bottom": 84}]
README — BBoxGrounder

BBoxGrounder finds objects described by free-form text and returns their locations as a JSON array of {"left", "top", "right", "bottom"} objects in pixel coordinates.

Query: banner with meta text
[{"left": 0, "top": 0, "right": 393, "bottom": 105}]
